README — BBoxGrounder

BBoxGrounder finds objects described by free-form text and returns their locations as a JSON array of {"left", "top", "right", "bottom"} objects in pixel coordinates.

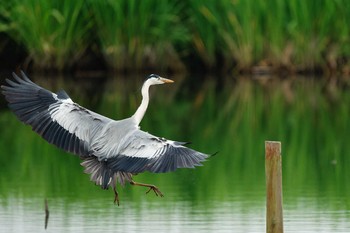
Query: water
[
  {"left": 0, "top": 74, "right": 350, "bottom": 232},
  {"left": 1, "top": 193, "right": 349, "bottom": 232}
]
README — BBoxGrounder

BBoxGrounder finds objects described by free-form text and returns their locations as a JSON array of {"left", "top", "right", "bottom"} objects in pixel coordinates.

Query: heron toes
[
  {"left": 146, "top": 185, "right": 164, "bottom": 197},
  {"left": 114, "top": 195, "right": 120, "bottom": 206},
  {"left": 129, "top": 180, "right": 164, "bottom": 197}
]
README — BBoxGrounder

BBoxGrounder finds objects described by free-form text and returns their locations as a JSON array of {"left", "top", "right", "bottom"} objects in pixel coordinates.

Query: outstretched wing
[
  {"left": 1, "top": 71, "right": 111, "bottom": 156},
  {"left": 107, "top": 129, "right": 208, "bottom": 173}
]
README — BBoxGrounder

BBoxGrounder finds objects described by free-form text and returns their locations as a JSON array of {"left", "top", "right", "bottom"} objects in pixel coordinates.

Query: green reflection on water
[{"left": 0, "top": 76, "right": 349, "bottom": 213}]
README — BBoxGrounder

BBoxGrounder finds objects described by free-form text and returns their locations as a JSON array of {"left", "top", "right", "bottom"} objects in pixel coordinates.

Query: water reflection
[
  {"left": 1, "top": 195, "right": 349, "bottom": 233},
  {"left": 0, "top": 74, "right": 350, "bottom": 232}
]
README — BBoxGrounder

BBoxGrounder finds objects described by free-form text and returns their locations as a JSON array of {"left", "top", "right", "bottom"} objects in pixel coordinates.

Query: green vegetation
[
  {"left": 89, "top": 0, "right": 188, "bottom": 71},
  {"left": 0, "top": 0, "right": 349, "bottom": 73},
  {"left": 187, "top": 0, "right": 350, "bottom": 72},
  {"left": 0, "top": 0, "right": 92, "bottom": 71}
]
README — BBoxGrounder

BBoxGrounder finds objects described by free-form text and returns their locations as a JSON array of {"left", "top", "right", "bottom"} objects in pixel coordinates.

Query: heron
[{"left": 1, "top": 71, "right": 208, "bottom": 205}]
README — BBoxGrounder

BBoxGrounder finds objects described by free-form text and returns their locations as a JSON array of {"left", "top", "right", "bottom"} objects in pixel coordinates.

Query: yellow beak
[{"left": 160, "top": 77, "right": 174, "bottom": 83}]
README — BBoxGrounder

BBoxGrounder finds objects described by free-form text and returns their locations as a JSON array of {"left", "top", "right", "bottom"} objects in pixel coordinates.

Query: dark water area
[{"left": 0, "top": 74, "right": 349, "bottom": 232}]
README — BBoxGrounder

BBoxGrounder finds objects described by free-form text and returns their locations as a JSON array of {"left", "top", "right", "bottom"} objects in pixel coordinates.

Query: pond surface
[{"left": 0, "top": 74, "right": 349, "bottom": 232}]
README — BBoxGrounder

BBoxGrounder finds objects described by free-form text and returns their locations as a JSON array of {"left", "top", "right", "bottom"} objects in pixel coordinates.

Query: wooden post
[{"left": 265, "top": 141, "right": 283, "bottom": 233}]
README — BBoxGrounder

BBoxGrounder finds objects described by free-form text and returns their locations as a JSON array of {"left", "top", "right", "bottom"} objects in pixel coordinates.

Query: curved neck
[{"left": 132, "top": 81, "right": 151, "bottom": 125}]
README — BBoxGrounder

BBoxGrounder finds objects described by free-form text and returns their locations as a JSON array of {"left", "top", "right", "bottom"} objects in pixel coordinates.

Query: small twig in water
[{"left": 44, "top": 198, "right": 49, "bottom": 230}]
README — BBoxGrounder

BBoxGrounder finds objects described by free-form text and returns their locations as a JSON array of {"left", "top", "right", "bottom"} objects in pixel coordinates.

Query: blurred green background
[{"left": 1, "top": 75, "right": 350, "bottom": 232}]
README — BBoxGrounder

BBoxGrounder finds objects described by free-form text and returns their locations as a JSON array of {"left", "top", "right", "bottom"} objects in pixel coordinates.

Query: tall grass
[
  {"left": 187, "top": 0, "right": 350, "bottom": 71},
  {"left": 89, "top": 0, "right": 188, "bottom": 71},
  {"left": 0, "top": 0, "right": 349, "bottom": 73},
  {"left": 0, "top": 0, "right": 92, "bottom": 71},
  {"left": 185, "top": 0, "right": 270, "bottom": 69}
]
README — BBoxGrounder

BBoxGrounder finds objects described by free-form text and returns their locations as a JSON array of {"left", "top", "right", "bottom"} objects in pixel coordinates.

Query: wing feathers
[
  {"left": 57, "top": 90, "right": 70, "bottom": 99},
  {"left": 106, "top": 131, "right": 208, "bottom": 174},
  {"left": 147, "top": 146, "right": 207, "bottom": 173},
  {"left": 1, "top": 72, "right": 110, "bottom": 157}
]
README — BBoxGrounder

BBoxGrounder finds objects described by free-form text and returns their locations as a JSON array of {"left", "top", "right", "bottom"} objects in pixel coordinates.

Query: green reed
[
  {"left": 188, "top": 0, "right": 265, "bottom": 69},
  {"left": 0, "top": 0, "right": 349, "bottom": 72},
  {"left": 89, "top": 0, "right": 188, "bottom": 71},
  {"left": 188, "top": 0, "right": 350, "bottom": 71},
  {"left": 0, "top": 0, "right": 92, "bottom": 71}
]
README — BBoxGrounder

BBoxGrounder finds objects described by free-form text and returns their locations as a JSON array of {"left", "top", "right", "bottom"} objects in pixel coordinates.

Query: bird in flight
[{"left": 1, "top": 71, "right": 208, "bottom": 205}]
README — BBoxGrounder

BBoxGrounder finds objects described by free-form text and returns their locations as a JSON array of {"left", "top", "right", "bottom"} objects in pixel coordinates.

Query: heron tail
[
  {"left": 81, "top": 157, "right": 132, "bottom": 189},
  {"left": 81, "top": 157, "right": 113, "bottom": 189}
]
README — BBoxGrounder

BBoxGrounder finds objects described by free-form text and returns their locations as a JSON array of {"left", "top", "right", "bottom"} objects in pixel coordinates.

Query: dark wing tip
[{"left": 209, "top": 151, "right": 219, "bottom": 157}]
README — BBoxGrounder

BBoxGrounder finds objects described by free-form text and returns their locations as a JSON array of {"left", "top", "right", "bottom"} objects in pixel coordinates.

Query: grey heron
[{"left": 1, "top": 71, "right": 208, "bottom": 205}]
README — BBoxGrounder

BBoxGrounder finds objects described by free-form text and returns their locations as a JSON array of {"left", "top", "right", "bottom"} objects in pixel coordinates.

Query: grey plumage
[{"left": 1, "top": 71, "right": 208, "bottom": 196}]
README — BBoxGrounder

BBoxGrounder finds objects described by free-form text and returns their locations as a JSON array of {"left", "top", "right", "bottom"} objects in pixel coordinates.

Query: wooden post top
[{"left": 265, "top": 141, "right": 281, "bottom": 160}]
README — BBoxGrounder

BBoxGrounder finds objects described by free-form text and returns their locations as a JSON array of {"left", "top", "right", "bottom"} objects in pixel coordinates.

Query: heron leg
[
  {"left": 130, "top": 180, "right": 164, "bottom": 197},
  {"left": 113, "top": 187, "right": 120, "bottom": 206}
]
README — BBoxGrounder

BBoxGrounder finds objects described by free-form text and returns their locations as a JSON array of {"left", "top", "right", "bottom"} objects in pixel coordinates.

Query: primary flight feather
[{"left": 1, "top": 71, "right": 208, "bottom": 205}]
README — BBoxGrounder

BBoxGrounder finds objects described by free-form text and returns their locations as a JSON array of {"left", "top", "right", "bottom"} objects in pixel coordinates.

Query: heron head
[{"left": 146, "top": 74, "right": 174, "bottom": 85}]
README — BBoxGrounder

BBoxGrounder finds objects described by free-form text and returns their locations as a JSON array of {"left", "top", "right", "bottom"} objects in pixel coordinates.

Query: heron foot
[
  {"left": 113, "top": 187, "right": 120, "bottom": 206},
  {"left": 145, "top": 185, "right": 164, "bottom": 197},
  {"left": 130, "top": 180, "right": 164, "bottom": 197}
]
